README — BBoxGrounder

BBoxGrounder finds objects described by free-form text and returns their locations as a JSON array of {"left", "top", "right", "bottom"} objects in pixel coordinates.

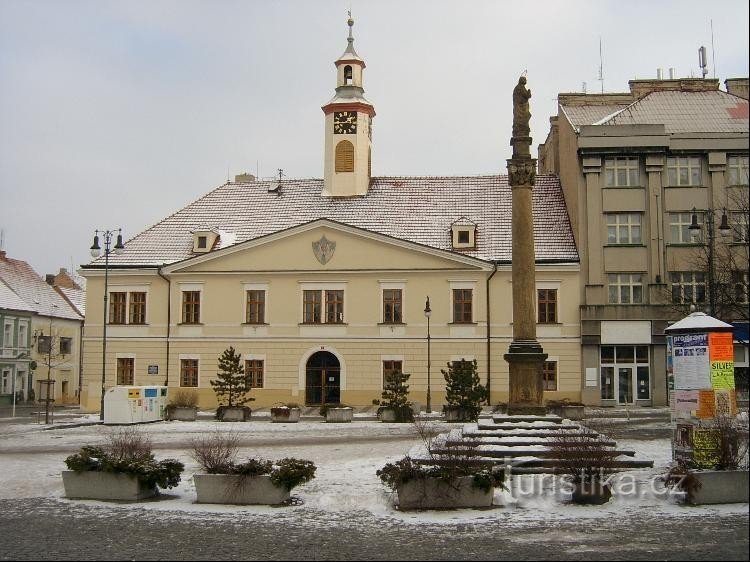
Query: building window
[
  {"left": 325, "top": 290, "right": 344, "bottom": 323},
  {"left": 727, "top": 155, "right": 749, "bottom": 186},
  {"left": 59, "top": 337, "right": 72, "bottom": 355},
  {"left": 180, "top": 359, "right": 199, "bottom": 387},
  {"left": 600, "top": 345, "right": 650, "bottom": 401},
  {"left": 606, "top": 213, "right": 642, "bottom": 244},
  {"left": 608, "top": 274, "right": 643, "bottom": 304},
  {"left": 3, "top": 322, "right": 12, "bottom": 348},
  {"left": 302, "top": 290, "right": 344, "bottom": 324},
  {"left": 129, "top": 292, "right": 146, "bottom": 324},
  {"left": 733, "top": 271, "right": 749, "bottom": 304},
  {"left": 18, "top": 323, "right": 27, "bottom": 348},
  {"left": 669, "top": 212, "right": 703, "bottom": 244},
  {"left": 382, "top": 360, "right": 403, "bottom": 389},
  {"left": 303, "top": 290, "right": 322, "bottom": 323},
  {"left": 109, "top": 292, "right": 127, "bottom": 324},
  {"left": 537, "top": 289, "right": 557, "bottom": 324},
  {"left": 731, "top": 211, "right": 749, "bottom": 243},
  {"left": 667, "top": 156, "right": 701, "bottom": 186},
  {"left": 604, "top": 157, "right": 640, "bottom": 187},
  {"left": 197, "top": 236, "right": 207, "bottom": 249},
  {"left": 116, "top": 357, "right": 134, "bottom": 385},
  {"left": 37, "top": 335, "right": 51, "bottom": 354},
  {"left": 335, "top": 140, "right": 355, "bottom": 172},
  {"left": 182, "top": 291, "right": 201, "bottom": 324},
  {"left": 383, "top": 289, "right": 403, "bottom": 323},
  {"left": 245, "top": 360, "right": 264, "bottom": 388},
  {"left": 452, "top": 289, "right": 473, "bottom": 323},
  {"left": 543, "top": 361, "right": 557, "bottom": 391},
  {"left": 671, "top": 272, "right": 706, "bottom": 304},
  {"left": 246, "top": 290, "right": 266, "bottom": 324}
]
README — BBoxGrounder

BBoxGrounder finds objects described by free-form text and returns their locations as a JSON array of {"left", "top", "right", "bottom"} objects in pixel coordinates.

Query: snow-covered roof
[
  {"left": 83, "top": 175, "right": 579, "bottom": 268},
  {"left": 0, "top": 279, "right": 35, "bottom": 313},
  {"left": 0, "top": 254, "right": 83, "bottom": 320}
]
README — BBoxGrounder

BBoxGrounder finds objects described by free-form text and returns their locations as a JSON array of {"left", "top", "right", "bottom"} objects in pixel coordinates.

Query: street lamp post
[
  {"left": 424, "top": 296, "right": 432, "bottom": 413},
  {"left": 90, "top": 229, "right": 125, "bottom": 421},
  {"left": 689, "top": 207, "right": 730, "bottom": 316}
]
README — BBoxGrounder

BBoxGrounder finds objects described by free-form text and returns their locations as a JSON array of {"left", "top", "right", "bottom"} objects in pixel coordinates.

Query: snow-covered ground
[{"left": 0, "top": 414, "right": 746, "bottom": 526}]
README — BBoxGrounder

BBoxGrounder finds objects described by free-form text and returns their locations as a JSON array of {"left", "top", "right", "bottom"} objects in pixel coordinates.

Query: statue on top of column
[{"left": 512, "top": 75, "right": 532, "bottom": 139}]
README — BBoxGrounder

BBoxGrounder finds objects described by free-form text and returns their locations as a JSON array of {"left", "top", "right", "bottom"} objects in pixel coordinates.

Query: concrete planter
[
  {"left": 270, "top": 407, "right": 301, "bottom": 423},
  {"left": 396, "top": 475, "right": 493, "bottom": 510},
  {"left": 442, "top": 406, "right": 474, "bottom": 422},
  {"left": 167, "top": 406, "right": 198, "bottom": 421},
  {"left": 687, "top": 470, "right": 750, "bottom": 505},
  {"left": 193, "top": 473, "right": 290, "bottom": 505},
  {"left": 62, "top": 470, "right": 157, "bottom": 501},
  {"left": 570, "top": 480, "right": 612, "bottom": 505},
  {"left": 325, "top": 407, "right": 353, "bottom": 423},
  {"left": 548, "top": 404, "right": 585, "bottom": 420},
  {"left": 218, "top": 406, "right": 250, "bottom": 422}
]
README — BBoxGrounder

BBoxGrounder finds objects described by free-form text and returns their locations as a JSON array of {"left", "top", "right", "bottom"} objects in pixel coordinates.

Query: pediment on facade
[{"left": 162, "top": 219, "right": 490, "bottom": 274}]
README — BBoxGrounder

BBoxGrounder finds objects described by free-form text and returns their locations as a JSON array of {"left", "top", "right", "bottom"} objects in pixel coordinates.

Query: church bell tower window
[{"left": 335, "top": 140, "right": 355, "bottom": 172}]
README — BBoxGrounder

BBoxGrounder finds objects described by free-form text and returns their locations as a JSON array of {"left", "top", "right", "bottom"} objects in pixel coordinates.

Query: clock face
[{"left": 333, "top": 111, "right": 357, "bottom": 134}]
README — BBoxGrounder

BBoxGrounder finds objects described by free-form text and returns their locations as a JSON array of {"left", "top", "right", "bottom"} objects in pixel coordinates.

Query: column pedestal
[{"left": 504, "top": 340, "right": 548, "bottom": 415}]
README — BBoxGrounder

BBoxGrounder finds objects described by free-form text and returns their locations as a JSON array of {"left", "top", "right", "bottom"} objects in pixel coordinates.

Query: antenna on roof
[
  {"left": 710, "top": 19, "right": 716, "bottom": 79},
  {"left": 268, "top": 168, "right": 284, "bottom": 195},
  {"left": 597, "top": 36, "right": 604, "bottom": 94},
  {"left": 698, "top": 46, "right": 708, "bottom": 78},
  {"left": 582, "top": 82, "right": 587, "bottom": 93},
  {"left": 0, "top": 228, "right": 4, "bottom": 251}
]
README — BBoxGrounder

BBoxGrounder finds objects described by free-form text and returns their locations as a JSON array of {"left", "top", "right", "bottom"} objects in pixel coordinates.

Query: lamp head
[
  {"left": 114, "top": 231, "right": 125, "bottom": 255},
  {"left": 90, "top": 233, "right": 101, "bottom": 258},
  {"left": 424, "top": 296, "right": 431, "bottom": 318}
]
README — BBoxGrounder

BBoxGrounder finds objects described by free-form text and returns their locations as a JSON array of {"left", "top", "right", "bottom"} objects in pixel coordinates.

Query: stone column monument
[{"left": 504, "top": 75, "right": 548, "bottom": 415}]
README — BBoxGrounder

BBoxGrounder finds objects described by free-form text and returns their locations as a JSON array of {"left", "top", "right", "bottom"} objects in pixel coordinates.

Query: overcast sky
[{"left": 1, "top": 0, "right": 748, "bottom": 278}]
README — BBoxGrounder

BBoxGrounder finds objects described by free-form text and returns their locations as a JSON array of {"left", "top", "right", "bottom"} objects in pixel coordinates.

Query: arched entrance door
[{"left": 305, "top": 351, "right": 341, "bottom": 406}]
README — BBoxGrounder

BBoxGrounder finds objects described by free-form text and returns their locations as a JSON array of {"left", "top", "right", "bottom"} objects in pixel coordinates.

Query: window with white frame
[
  {"left": 667, "top": 156, "right": 702, "bottom": 186},
  {"left": 18, "top": 322, "right": 27, "bottom": 349},
  {"left": 604, "top": 157, "right": 640, "bottom": 187},
  {"left": 180, "top": 358, "right": 199, "bottom": 387},
  {"left": 727, "top": 155, "right": 749, "bottom": 186},
  {"left": 245, "top": 359, "right": 264, "bottom": 388},
  {"left": 606, "top": 213, "right": 642, "bottom": 244},
  {"left": 671, "top": 272, "right": 706, "bottom": 304},
  {"left": 669, "top": 212, "right": 703, "bottom": 244},
  {"left": 117, "top": 357, "right": 134, "bottom": 385},
  {"left": 302, "top": 286, "right": 345, "bottom": 324},
  {"left": 730, "top": 211, "right": 749, "bottom": 243},
  {"left": 3, "top": 321, "right": 12, "bottom": 349},
  {"left": 608, "top": 273, "right": 644, "bottom": 304}
]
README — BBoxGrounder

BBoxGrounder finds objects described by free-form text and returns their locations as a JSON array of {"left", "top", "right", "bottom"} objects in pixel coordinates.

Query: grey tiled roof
[
  {"left": 0, "top": 256, "right": 83, "bottom": 320},
  {"left": 561, "top": 103, "right": 630, "bottom": 130},
  {"left": 87, "top": 175, "right": 578, "bottom": 268},
  {"left": 597, "top": 90, "right": 748, "bottom": 133}
]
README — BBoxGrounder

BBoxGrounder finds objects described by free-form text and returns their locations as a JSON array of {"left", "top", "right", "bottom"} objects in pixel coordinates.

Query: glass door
[{"left": 618, "top": 367, "right": 634, "bottom": 404}]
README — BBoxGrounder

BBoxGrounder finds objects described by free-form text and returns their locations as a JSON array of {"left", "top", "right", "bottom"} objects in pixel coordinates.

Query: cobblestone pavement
[{"left": 0, "top": 497, "right": 747, "bottom": 561}]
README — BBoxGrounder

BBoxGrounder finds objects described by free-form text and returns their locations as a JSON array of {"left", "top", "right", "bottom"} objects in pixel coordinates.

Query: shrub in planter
[
  {"left": 210, "top": 346, "right": 255, "bottom": 421},
  {"left": 270, "top": 403, "right": 301, "bottom": 423},
  {"left": 63, "top": 427, "right": 184, "bottom": 500},
  {"left": 377, "top": 371, "right": 414, "bottom": 423},
  {"left": 166, "top": 389, "right": 199, "bottom": 421},
  {"left": 190, "top": 431, "right": 316, "bottom": 505},
  {"left": 547, "top": 424, "right": 620, "bottom": 505},
  {"left": 377, "top": 418, "right": 504, "bottom": 510},
  {"left": 441, "top": 359, "right": 488, "bottom": 422},
  {"left": 319, "top": 403, "right": 353, "bottom": 422}
]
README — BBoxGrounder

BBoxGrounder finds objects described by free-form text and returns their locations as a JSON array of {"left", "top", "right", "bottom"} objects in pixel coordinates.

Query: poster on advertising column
[
  {"left": 709, "top": 332, "right": 735, "bottom": 389},
  {"left": 672, "top": 333, "right": 710, "bottom": 389}
]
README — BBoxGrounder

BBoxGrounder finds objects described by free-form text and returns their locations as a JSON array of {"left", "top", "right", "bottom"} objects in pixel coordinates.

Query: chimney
[
  {"left": 668, "top": 67, "right": 675, "bottom": 79},
  {"left": 234, "top": 173, "right": 256, "bottom": 183},
  {"left": 657, "top": 68, "right": 663, "bottom": 79},
  {"left": 45, "top": 274, "right": 55, "bottom": 285},
  {"left": 725, "top": 78, "right": 749, "bottom": 99}
]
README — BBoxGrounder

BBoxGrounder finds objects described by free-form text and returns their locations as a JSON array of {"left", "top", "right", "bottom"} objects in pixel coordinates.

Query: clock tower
[{"left": 322, "top": 16, "right": 375, "bottom": 197}]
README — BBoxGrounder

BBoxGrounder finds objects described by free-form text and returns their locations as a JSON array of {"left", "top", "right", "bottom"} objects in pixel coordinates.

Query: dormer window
[
  {"left": 451, "top": 218, "right": 477, "bottom": 250},
  {"left": 192, "top": 229, "right": 219, "bottom": 254}
]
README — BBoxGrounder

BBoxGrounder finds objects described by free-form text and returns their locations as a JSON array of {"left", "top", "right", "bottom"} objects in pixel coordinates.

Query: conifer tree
[
  {"left": 380, "top": 370, "right": 413, "bottom": 422},
  {"left": 210, "top": 346, "right": 253, "bottom": 407},
  {"left": 441, "top": 358, "right": 487, "bottom": 421}
]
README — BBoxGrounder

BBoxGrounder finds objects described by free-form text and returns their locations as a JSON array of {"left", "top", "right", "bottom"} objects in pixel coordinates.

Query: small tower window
[
  {"left": 451, "top": 218, "right": 477, "bottom": 250},
  {"left": 335, "top": 140, "right": 355, "bottom": 172},
  {"left": 344, "top": 65, "right": 353, "bottom": 85},
  {"left": 197, "top": 236, "right": 207, "bottom": 249}
]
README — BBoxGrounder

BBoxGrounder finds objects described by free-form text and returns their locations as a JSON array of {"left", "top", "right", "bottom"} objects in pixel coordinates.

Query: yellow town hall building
[{"left": 79, "top": 19, "right": 583, "bottom": 412}]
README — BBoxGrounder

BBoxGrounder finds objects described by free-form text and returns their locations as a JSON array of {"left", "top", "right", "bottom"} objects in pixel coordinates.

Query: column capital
[{"left": 506, "top": 158, "right": 537, "bottom": 186}]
